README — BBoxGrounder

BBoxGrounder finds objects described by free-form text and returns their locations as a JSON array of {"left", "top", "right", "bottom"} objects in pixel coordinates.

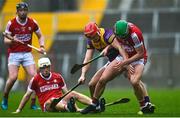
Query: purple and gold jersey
[
  {"left": 86, "top": 28, "right": 119, "bottom": 61},
  {"left": 86, "top": 28, "right": 114, "bottom": 51}
]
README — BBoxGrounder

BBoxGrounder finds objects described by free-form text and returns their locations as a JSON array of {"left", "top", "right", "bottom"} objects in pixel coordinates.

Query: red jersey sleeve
[
  {"left": 5, "top": 20, "right": 12, "bottom": 34},
  {"left": 58, "top": 73, "right": 66, "bottom": 89},
  {"left": 32, "top": 19, "right": 40, "bottom": 33}
]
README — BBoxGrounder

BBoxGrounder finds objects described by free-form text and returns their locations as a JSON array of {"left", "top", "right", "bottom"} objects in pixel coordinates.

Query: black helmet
[{"left": 16, "top": 2, "right": 28, "bottom": 10}]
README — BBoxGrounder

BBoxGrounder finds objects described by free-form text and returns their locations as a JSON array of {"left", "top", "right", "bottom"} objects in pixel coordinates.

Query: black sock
[{"left": 144, "top": 96, "right": 150, "bottom": 103}]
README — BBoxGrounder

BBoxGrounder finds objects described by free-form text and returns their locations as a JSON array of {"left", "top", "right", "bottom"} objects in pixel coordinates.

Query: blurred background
[{"left": 0, "top": 0, "right": 180, "bottom": 91}]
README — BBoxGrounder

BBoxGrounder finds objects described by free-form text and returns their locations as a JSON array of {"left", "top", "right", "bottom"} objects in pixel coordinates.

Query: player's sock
[
  {"left": 144, "top": 96, "right": 150, "bottom": 103},
  {"left": 31, "top": 98, "right": 36, "bottom": 106},
  {"left": 30, "top": 98, "right": 40, "bottom": 110},
  {"left": 92, "top": 97, "right": 99, "bottom": 105},
  {"left": 139, "top": 100, "right": 145, "bottom": 107}
]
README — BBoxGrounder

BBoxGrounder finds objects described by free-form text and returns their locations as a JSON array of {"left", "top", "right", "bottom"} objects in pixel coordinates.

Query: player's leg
[
  {"left": 129, "top": 64, "right": 155, "bottom": 114},
  {"left": 81, "top": 59, "right": 124, "bottom": 114},
  {"left": 45, "top": 98, "right": 76, "bottom": 112},
  {"left": 140, "top": 81, "right": 155, "bottom": 106},
  {"left": 1, "top": 65, "right": 19, "bottom": 110},
  {"left": 1, "top": 53, "right": 21, "bottom": 110},
  {"left": 93, "top": 59, "right": 125, "bottom": 101},
  {"left": 59, "top": 96, "right": 77, "bottom": 112},
  {"left": 88, "top": 67, "right": 105, "bottom": 98},
  {"left": 45, "top": 98, "right": 64, "bottom": 112},
  {"left": 46, "top": 93, "right": 84, "bottom": 112},
  {"left": 66, "top": 91, "right": 92, "bottom": 105},
  {"left": 139, "top": 80, "right": 155, "bottom": 113},
  {"left": 129, "top": 64, "right": 144, "bottom": 104},
  {"left": 59, "top": 91, "right": 92, "bottom": 112},
  {"left": 23, "top": 52, "right": 39, "bottom": 110}
]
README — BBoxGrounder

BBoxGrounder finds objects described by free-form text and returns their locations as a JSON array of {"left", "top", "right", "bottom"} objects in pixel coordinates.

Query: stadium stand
[
  {"left": 159, "top": 11, "right": 180, "bottom": 33},
  {"left": 0, "top": 0, "right": 5, "bottom": 11},
  {"left": 136, "top": 0, "right": 176, "bottom": 9}
]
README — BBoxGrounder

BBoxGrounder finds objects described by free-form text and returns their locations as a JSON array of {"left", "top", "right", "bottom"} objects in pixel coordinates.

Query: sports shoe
[
  {"left": 137, "top": 110, "right": 144, "bottom": 115},
  {"left": 80, "top": 104, "right": 97, "bottom": 114},
  {"left": 1, "top": 98, "right": 8, "bottom": 110},
  {"left": 67, "top": 97, "right": 76, "bottom": 112},
  {"left": 99, "top": 98, "right": 106, "bottom": 112},
  {"left": 31, "top": 104, "right": 41, "bottom": 110},
  {"left": 141, "top": 102, "right": 155, "bottom": 114}
]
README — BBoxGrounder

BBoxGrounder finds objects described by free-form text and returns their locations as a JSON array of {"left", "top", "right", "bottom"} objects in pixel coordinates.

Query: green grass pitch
[{"left": 0, "top": 88, "right": 180, "bottom": 117}]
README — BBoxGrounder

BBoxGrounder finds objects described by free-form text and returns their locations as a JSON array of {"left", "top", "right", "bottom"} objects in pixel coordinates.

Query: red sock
[
  {"left": 92, "top": 97, "right": 98, "bottom": 104},
  {"left": 139, "top": 100, "right": 145, "bottom": 107},
  {"left": 31, "top": 98, "right": 36, "bottom": 106}
]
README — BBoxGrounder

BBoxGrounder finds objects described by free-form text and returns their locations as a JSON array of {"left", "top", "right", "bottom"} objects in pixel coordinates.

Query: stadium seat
[
  {"left": 159, "top": 11, "right": 180, "bottom": 33},
  {"left": 131, "top": 0, "right": 175, "bottom": 9},
  {"left": 148, "top": 36, "right": 175, "bottom": 51},
  {"left": 127, "top": 12, "right": 153, "bottom": 33},
  {"left": 101, "top": 13, "right": 122, "bottom": 28}
]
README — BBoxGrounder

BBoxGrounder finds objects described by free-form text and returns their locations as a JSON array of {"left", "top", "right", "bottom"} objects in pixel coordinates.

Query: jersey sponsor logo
[
  {"left": 40, "top": 84, "right": 59, "bottom": 92},
  {"left": 15, "top": 28, "right": 20, "bottom": 31},
  {"left": 15, "top": 34, "right": 31, "bottom": 41}
]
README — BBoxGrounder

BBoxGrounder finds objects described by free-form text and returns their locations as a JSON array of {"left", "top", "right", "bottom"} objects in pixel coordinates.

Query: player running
[
  {"left": 13, "top": 57, "right": 96, "bottom": 113},
  {"left": 1, "top": 2, "right": 45, "bottom": 110},
  {"left": 78, "top": 22, "right": 128, "bottom": 114},
  {"left": 113, "top": 20, "right": 155, "bottom": 114}
]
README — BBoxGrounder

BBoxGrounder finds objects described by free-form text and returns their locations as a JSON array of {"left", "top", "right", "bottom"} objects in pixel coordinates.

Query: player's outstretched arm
[
  {"left": 78, "top": 49, "right": 94, "bottom": 84},
  {"left": 13, "top": 90, "right": 33, "bottom": 113}
]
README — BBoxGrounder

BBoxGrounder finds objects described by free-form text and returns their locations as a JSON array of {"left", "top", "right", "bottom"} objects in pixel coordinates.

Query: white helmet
[{"left": 38, "top": 57, "right": 51, "bottom": 68}]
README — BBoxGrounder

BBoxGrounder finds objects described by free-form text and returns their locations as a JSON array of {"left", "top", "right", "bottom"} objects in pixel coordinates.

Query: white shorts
[
  {"left": 8, "top": 52, "right": 35, "bottom": 66},
  {"left": 44, "top": 97, "right": 66, "bottom": 112},
  {"left": 116, "top": 56, "right": 145, "bottom": 66},
  {"left": 103, "top": 55, "right": 124, "bottom": 68}
]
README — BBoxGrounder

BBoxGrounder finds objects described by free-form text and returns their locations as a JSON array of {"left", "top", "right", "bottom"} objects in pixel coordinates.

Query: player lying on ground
[{"left": 13, "top": 57, "right": 105, "bottom": 113}]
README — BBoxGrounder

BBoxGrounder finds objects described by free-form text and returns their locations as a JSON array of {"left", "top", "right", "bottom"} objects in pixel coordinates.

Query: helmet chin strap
[
  {"left": 42, "top": 74, "right": 50, "bottom": 78},
  {"left": 40, "top": 72, "right": 51, "bottom": 80}
]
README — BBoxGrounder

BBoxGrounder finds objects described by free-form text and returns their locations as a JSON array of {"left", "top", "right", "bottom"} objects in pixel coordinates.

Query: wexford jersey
[
  {"left": 86, "top": 28, "right": 119, "bottom": 61},
  {"left": 5, "top": 17, "right": 40, "bottom": 53},
  {"left": 28, "top": 72, "right": 66, "bottom": 111},
  {"left": 118, "top": 23, "right": 148, "bottom": 62}
]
